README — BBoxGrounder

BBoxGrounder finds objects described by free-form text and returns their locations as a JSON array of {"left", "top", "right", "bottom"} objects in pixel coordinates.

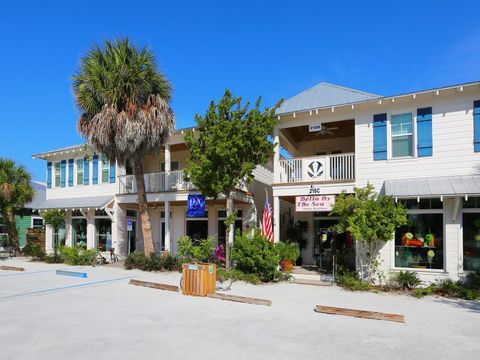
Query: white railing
[
  {"left": 279, "top": 153, "right": 355, "bottom": 183},
  {"left": 118, "top": 170, "right": 195, "bottom": 194}
]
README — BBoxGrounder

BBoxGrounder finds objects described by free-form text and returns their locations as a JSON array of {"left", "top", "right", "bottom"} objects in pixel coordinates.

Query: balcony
[
  {"left": 278, "top": 153, "right": 355, "bottom": 183},
  {"left": 118, "top": 170, "right": 195, "bottom": 194}
]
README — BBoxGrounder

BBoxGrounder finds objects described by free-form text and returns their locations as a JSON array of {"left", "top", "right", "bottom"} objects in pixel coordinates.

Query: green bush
[
  {"left": 124, "top": 251, "right": 179, "bottom": 272},
  {"left": 463, "top": 270, "right": 480, "bottom": 290},
  {"left": 275, "top": 241, "right": 300, "bottom": 262},
  {"left": 391, "top": 271, "right": 422, "bottom": 289},
  {"left": 413, "top": 278, "right": 480, "bottom": 300},
  {"left": 59, "top": 246, "right": 96, "bottom": 265},
  {"left": 43, "top": 248, "right": 63, "bottom": 264},
  {"left": 22, "top": 243, "right": 46, "bottom": 260},
  {"left": 217, "top": 268, "right": 261, "bottom": 285},
  {"left": 336, "top": 271, "right": 371, "bottom": 291},
  {"left": 231, "top": 229, "right": 280, "bottom": 282},
  {"left": 177, "top": 236, "right": 215, "bottom": 263}
]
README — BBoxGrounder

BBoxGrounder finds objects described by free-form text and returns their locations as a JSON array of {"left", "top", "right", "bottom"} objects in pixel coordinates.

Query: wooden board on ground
[
  {"left": 291, "top": 279, "right": 331, "bottom": 287},
  {"left": 129, "top": 279, "right": 179, "bottom": 292},
  {"left": 315, "top": 305, "right": 405, "bottom": 323},
  {"left": 207, "top": 293, "right": 272, "bottom": 306},
  {"left": 0, "top": 265, "right": 25, "bottom": 272}
]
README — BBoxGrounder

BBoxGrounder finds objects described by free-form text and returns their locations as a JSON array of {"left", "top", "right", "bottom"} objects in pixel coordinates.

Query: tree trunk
[
  {"left": 133, "top": 160, "right": 155, "bottom": 255},
  {"left": 225, "top": 196, "right": 234, "bottom": 269},
  {"left": 5, "top": 207, "right": 19, "bottom": 255}
]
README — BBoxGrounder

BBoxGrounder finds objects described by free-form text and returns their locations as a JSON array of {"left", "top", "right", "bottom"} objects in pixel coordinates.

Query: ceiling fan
[{"left": 313, "top": 124, "right": 339, "bottom": 136}]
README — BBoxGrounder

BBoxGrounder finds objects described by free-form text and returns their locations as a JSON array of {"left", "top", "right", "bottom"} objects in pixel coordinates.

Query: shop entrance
[{"left": 127, "top": 219, "right": 137, "bottom": 254}]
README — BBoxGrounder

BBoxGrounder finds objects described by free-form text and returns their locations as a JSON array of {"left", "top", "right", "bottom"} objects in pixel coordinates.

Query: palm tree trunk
[
  {"left": 133, "top": 160, "right": 155, "bottom": 255},
  {"left": 5, "top": 207, "right": 19, "bottom": 255}
]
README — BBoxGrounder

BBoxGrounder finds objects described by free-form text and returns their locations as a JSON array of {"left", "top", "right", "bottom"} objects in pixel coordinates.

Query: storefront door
[{"left": 128, "top": 219, "right": 137, "bottom": 254}]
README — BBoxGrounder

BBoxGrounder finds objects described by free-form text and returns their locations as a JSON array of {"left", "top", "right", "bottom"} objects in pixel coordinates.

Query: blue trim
[
  {"left": 109, "top": 160, "right": 116, "bottom": 183},
  {"left": 92, "top": 155, "right": 99, "bottom": 184},
  {"left": 56, "top": 270, "right": 88, "bottom": 278},
  {"left": 474, "top": 100, "right": 480, "bottom": 152},
  {"left": 60, "top": 160, "right": 66, "bottom": 187},
  {"left": 373, "top": 113, "right": 387, "bottom": 160},
  {"left": 46, "top": 162, "right": 52, "bottom": 188},
  {"left": 68, "top": 159, "right": 74, "bottom": 186},
  {"left": 417, "top": 107, "right": 433, "bottom": 157},
  {"left": 83, "top": 158, "right": 90, "bottom": 185}
]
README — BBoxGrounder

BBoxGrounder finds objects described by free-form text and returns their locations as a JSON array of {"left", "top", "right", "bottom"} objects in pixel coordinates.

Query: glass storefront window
[
  {"left": 72, "top": 218, "right": 87, "bottom": 248},
  {"left": 463, "top": 213, "right": 480, "bottom": 271},
  {"left": 186, "top": 211, "right": 208, "bottom": 242},
  {"left": 395, "top": 213, "right": 443, "bottom": 269},
  {"left": 95, "top": 218, "right": 112, "bottom": 251},
  {"left": 53, "top": 223, "right": 66, "bottom": 248},
  {"left": 217, "top": 210, "right": 243, "bottom": 246}
]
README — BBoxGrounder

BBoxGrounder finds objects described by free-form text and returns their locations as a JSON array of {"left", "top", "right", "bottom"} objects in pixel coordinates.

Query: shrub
[
  {"left": 413, "top": 279, "right": 480, "bottom": 300},
  {"left": 22, "top": 243, "right": 45, "bottom": 260},
  {"left": 59, "top": 246, "right": 96, "bottom": 265},
  {"left": 336, "top": 271, "right": 371, "bottom": 291},
  {"left": 231, "top": 229, "right": 280, "bottom": 282},
  {"left": 124, "top": 251, "right": 180, "bottom": 272},
  {"left": 124, "top": 251, "right": 148, "bottom": 270},
  {"left": 217, "top": 268, "right": 261, "bottom": 285},
  {"left": 177, "top": 236, "right": 215, "bottom": 263},
  {"left": 275, "top": 242, "right": 300, "bottom": 262},
  {"left": 391, "top": 271, "right": 422, "bottom": 289},
  {"left": 43, "top": 247, "right": 63, "bottom": 264},
  {"left": 463, "top": 270, "right": 480, "bottom": 290}
]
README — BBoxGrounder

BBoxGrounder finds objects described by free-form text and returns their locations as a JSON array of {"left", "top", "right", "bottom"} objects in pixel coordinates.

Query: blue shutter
[
  {"left": 84, "top": 158, "right": 90, "bottom": 185},
  {"left": 47, "top": 162, "right": 52, "bottom": 188},
  {"left": 474, "top": 100, "right": 480, "bottom": 152},
  {"left": 68, "top": 159, "right": 74, "bottom": 186},
  {"left": 92, "top": 155, "right": 99, "bottom": 184},
  {"left": 417, "top": 107, "right": 433, "bottom": 157},
  {"left": 60, "top": 160, "right": 66, "bottom": 187},
  {"left": 109, "top": 160, "right": 116, "bottom": 183},
  {"left": 373, "top": 113, "right": 387, "bottom": 160}
]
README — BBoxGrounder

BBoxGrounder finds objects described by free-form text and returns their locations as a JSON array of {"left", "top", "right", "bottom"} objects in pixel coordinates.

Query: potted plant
[{"left": 276, "top": 242, "right": 300, "bottom": 272}]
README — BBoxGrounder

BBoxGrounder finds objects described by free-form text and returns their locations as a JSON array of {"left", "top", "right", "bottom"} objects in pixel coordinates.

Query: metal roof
[
  {"left": 25, "top": 181, "right": 46, "bottom": 209},
  {"left": 276, "top": 82, "right": 381, "bottom": 115},
  {"left": 384, "top": 175, "right": 480, "bottom": 197},
  {"left": 32, "top": 196, "right": 114, "bottom": 210}
]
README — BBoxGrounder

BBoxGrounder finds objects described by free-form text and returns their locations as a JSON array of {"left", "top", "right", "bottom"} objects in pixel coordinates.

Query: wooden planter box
[{"left": 181, "top": 263, "right": 216, "bottom": 297}]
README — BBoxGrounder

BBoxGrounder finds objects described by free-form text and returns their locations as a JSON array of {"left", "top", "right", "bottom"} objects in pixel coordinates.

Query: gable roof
[{"left": 276, "top": 82, "right": 381, "bottom": 115}]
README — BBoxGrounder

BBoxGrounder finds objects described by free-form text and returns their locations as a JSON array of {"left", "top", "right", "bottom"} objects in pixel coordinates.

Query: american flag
[{"left": 261, "top": 191, "right": 274, "bottom": 243}]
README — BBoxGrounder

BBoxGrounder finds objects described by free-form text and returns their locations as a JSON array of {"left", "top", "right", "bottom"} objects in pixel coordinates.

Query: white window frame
[
  {"left": 54, "top": 161, "right": 61, "bottom": 187},
  {"left": 31, "top": 216, "right": 44, "bottom": 229},
  {"left": 75, "top": 158, "right": 84, "bottom": 186},
  {"left": 101, "top": 156, "right": 110, "bottom": 184},
  {"left": 387, "top": 109, "right": 417, "bottom": 160}
]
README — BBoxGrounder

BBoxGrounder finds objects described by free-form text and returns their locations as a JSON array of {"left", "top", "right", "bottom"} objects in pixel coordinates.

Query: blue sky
[{"left": 1, "top": 0, "right": 479, "bottom": 180}]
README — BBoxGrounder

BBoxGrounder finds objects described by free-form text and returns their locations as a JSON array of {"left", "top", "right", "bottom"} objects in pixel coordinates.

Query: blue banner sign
[{"left": 187, "top": 194, "right": 206, "bottom": 218}]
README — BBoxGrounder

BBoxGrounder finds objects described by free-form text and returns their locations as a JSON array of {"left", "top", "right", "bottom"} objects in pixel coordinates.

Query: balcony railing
[
  {"left": 279, "top": 153, "right": 355, "bottom": 183},
  {"left": 118, "top": 170, "right": 195, "bottom": 194}
]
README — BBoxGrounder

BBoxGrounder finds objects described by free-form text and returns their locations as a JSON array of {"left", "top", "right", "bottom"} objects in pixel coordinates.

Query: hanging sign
[
  {"left": 187, "top": 194, "right": 206, "bottom": 217},
  {"left": 302, "top": 157, "right": 327, "bottom": 181},
  {"left": 309, "top": 124, "right": 322, "bottom": 132},
  {"left": 296, "top": 195, "right": 335, "bottom": 212}
]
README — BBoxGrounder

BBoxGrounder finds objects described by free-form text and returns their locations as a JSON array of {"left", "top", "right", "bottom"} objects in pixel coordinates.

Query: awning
[
  {"left": 384, "top": 175, "right": 480, "bottom": 198},
  {"left": 32, "top": 196, "right": 114, "bottom": 210}
]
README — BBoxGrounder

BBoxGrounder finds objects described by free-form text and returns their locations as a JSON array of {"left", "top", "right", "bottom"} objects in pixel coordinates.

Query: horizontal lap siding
[{"left": 15, "top": 215, "right": 31, "bottom": 248}]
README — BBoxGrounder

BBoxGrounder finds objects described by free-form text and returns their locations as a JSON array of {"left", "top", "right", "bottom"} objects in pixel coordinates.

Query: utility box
[{"left": 181, "top": 263, "right": 216, "bottom": 296}]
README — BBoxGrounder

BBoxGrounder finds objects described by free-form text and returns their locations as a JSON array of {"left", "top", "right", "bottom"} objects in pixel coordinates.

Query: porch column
[
  {"left": 273, "top": 195, "right": 280, "bottom": 243},
  {"left": 113, "top": 202, "right": 127, "bottom": 257},
  {"left": 164, "top": 144, "right": 171, "bottom": 191},
  {"left": 164, "top": 201, "right": 171, "bottom": 252},
  {"left": 45, "top": 224, "right": 53, "bottom": 252},
  {"left": 273, "top": 127, "right": 280, "bottom": 183},
  {"left": 65, "top": 210, "right": 73, "bottom": 247},
  {"left": 86, "top": 209, "right": 95, "bottom": 250}
]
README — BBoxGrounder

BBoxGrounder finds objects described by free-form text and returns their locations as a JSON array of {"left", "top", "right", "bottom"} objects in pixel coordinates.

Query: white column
[
  {"left": 164, "top": 201, "right": 171, "bottom": 252},
  {"left": 273, "top": 196, "right": 280, "bottom": 243},
  {"left": 65, "top": 210, "right": 73, "bottom": 247},
  {"left": 86, "top": 209, "right": 95, "bottom": 250},
  {"left": 273, "top": 127, "right": 280, "bottom": 183},
  {"left": 113, "top": 202, "right": 127, "bottom": 257},
  {"left": 164, "top": 144, "right": 171, "bottom": 191},
  {"left": 45, "top": 225, "right": 53, "bottom": 252}
]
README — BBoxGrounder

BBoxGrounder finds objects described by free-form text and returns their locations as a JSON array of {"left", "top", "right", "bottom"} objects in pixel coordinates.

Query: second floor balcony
[
  {"left": 278, "top": 152, "right": 355, "bottom": 184},
  {"left": 118, "top": 170, "right": 195, "bottom": 194}
]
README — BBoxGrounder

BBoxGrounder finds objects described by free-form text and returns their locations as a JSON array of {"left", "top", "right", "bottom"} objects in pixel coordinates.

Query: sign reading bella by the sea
[{"left": 296, "top": 195, "right": 335, "bottom": 212}]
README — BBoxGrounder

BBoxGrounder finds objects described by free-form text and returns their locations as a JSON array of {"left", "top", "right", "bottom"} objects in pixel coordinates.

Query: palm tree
[
  {"left": 72, "top": 38, "right": 175, "bottom": 255},
  {"left": 0, "top": 158, "right": 34, "bottom": 254}
]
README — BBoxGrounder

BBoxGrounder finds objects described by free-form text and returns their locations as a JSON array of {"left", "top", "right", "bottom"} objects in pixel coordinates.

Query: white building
[
  {"left": 32, "top": 129, "right": 273, "bottom": 257},
  {"left": 272, "top": 81, "right": 480, "bottom": 282}
]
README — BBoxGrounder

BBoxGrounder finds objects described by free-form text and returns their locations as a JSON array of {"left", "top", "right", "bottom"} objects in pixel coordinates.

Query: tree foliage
[
  {"left": 183, "top": 89, "right": 281, "bottom": 199},
  {"left": 42, "top": 209, "right": 65, "bottom": 233},
  {"left": 0, "top": 158, "right": 34, "bottom": 252}
]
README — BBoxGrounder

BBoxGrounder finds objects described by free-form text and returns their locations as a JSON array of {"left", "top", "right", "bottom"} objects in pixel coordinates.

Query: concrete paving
[{"left": 0, "top": 257, "right": 479, "bottom": 360}]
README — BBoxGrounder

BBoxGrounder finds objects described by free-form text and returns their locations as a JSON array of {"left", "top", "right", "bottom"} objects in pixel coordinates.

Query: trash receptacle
[{"left": 182, "top": 263, "right": 216, "bottom": 296}]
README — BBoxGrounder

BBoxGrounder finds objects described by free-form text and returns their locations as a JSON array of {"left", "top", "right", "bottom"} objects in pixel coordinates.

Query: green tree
[
  {"left": 330, "top": 184, "right": 407, "bottom": 282},
  {"left": 72, "top": 38, "right": 174, "bottom": 255},
  {"left": 42, "top": 209, "right": 65, "bottom": 248},
  {"left": 0, "top": 159, "right": 34, "bottom": 254},
  {"left": 184, "top": 90, "right": 281, "bottom": 267}
]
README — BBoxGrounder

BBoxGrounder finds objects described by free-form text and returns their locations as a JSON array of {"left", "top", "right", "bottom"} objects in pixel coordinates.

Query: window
[
  {"left": 394, "top": 213, "right": 444, "bottom": 269},
  {"left": 72, "top": 218, "right": 87, "bottom": 247},
  {"left": 54, "top": 162, "right": 61, "bottom": 187},
  {"left": 217, "top": 210, "right": 243, "bottom": 245},
  {"left": 76, "top": 159, "right": 84, "bottom": 185},
  {"left": 101, "top": 156, "right": 109, "bottom": 183},
  {"left": 161, "top": 161, "right": 179, "bottom": 172},
  {"left": 463, "top": 213, "right": 480, "bottom": 271},
  {"left": 53, "top": 222, "right": 66, "bottom": 247},
  {"left": 126, "top": 209, "right": 138, "bottom": 218},
  {"left": 95, "top": 218, "right": 112, "bottom": 251},
  {"left": 186, "top": 211, "right": 208, "bottom": 242},
  {"left": 399, "top": 198, "right": 443, "bottom": 210},
  {"left": 32, "top": 218, "right": 44, "bottom": 228},
  {"left": 391, "top": 113, "right": 413, "bottom": 157}
]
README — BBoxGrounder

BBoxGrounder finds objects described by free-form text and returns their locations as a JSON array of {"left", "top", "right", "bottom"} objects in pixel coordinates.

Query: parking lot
[{"left": 1, "top": 258, "right": 479, "bottom": 360}]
